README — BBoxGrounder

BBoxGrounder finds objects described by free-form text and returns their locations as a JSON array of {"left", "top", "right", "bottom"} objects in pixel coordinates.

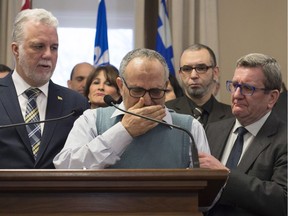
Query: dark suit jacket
[
  {"left": 272, "top": 91, "right": 287, "bottom": 123},
  {"left": 165, "top": 95, "right": 233, "bottom": 128},
  {"left": 205, "top": 114, "right": 287, "bottom": 216},
  {"left": 0, "top": 73, "right": 90, "bottom": 169}
]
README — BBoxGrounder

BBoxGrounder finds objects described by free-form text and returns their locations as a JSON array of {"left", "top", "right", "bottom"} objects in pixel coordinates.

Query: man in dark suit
[
  {"left": 0, "top": 8, "right": 89, "bottom": 169},
  {"left": 273, "top": 82, "right": 287, "bottom": 123},
  {"left": 199, "top": 53, "right": 287, "bottom": 216},
  {"left": 165, "top": 44, "right": 233, "bottom": 128}
]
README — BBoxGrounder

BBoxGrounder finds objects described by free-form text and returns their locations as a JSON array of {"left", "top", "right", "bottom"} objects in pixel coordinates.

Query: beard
[
  {"left": 186, "top": 77, "right": 215, "bottom": 99},
  {"left": 18, "top": 47, "right": 54, "bottom": 86}
]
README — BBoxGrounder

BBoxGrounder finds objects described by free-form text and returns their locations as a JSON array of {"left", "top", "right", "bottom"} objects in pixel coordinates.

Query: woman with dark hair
[
  {"left": 165, "top": 74, "right": 183, "bottom": 102},
  {"left": 84, "top": 64, "right": 122, "bottom": 108}
]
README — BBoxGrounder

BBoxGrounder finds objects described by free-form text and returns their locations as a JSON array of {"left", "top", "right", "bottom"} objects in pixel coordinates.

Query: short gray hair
[
  {"left": 236, "top": 53, "right": 282, "bottom": 92},
  {"left": 119, "top": 48, "right": 169, "bottom": 82},
  {"left": 12, "top": 8, "right": 58, "bottom": 43}
]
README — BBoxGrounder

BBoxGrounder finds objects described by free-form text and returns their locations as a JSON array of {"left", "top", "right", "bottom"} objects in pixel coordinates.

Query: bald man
[{"left": 67, "top": 62, "right": 94, "bottom": 95}]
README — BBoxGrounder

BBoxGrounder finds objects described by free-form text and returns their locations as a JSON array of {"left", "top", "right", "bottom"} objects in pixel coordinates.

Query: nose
[
  {"left": 42, "top": 47, "right": 52, "bottom": 58},
  {"left": 233, "top": 86, "right": 243, "bottom": 97},
  {"left": 190, "top": 68, "right": 199, "bottom": 78},
  {"left": 98, "top": 83, "right": 105, "bottom": 91},
  {"left": 142, "top": 91, "right": 153, "bottom": 105},
  {"left": 80, "top": 80, "right": 86, "bottom": 88}
]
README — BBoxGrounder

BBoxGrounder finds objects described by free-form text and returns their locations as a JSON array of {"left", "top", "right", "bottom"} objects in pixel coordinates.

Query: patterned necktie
[
  {"left": 226, "top": 127, "right": 248, "bottom": 169},
  {"left": 192, "top": 107, "right": 203, "bottom": 123},
  {"left": 24, "top": 88, "right": 41, "bottom": 159}
]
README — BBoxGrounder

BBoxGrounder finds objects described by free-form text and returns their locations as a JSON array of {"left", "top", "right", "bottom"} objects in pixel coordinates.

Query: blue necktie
[
  {"left": 24, "top": 88, "right": 41, "bottom": 159},
  {"left": 226, "top": 127, "right": 248, "bottom": 169}
]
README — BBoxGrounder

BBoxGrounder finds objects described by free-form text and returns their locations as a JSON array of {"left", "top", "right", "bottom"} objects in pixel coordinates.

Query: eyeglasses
[
  {"left": 226, "top": 80, "right": 270, "bottom": 96},
  {"left": 122, "top": 78, "right": 167, "bottom": 99},
  {"left": 180, "top": 64, "right": 214, "bottom": 74}
]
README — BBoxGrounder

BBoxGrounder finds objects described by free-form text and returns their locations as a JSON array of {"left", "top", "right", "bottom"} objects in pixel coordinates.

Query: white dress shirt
[
  {"left": 221, "top": 111, "right": 271, "bottom": 165},
  {"left": 12, "top": 70, "right": 49, "bottom": 133}
]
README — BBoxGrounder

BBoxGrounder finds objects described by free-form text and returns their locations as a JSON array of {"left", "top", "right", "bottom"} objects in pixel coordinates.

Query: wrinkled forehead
[{"left": 125, "top": 57, "right": 166, "bottom": 80}]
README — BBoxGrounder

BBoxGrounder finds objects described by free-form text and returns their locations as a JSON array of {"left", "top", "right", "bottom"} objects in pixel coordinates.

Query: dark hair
[
  {"left": 0, "top": 64, "right": 12, "bottom": 73},
  {"left": 183, "top": 43, "right": 217, "bottom": 67},
  {"left": 84, "top": 64, "right": 120, "bottom": 98},
  {"left": 169, "top": 74, "right": 183, "bottom": 97}
]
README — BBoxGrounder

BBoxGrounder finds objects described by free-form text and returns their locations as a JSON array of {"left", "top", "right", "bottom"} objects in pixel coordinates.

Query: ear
[
  {"left": 67, "top": 80, "right": 72, "bottom": 88},
  {"left": 178, "top": 68, "right": 185, "bottom": 80},
  {"left": 116, "top": 77, "right": 124, "bottom": 96},
  {"left": 268, "top": 89, "right": 280, "bottom": 109},
  {"left": 212, "top": 66, "right": 220, "bottom": 81},
  {"left": 11, "top": 42, "right": 19, "bottom": 57}
]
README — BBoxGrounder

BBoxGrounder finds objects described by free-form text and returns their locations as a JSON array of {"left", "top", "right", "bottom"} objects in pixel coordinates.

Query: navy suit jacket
[
  {"left": 165, "top": 95, "right": 233, "bottom": 128},
  {"left": 0, "top": 73, "right": 90, "bottom": 169},
  {"left": 205, "top": 114, "right": 287, "bottom": 216}
]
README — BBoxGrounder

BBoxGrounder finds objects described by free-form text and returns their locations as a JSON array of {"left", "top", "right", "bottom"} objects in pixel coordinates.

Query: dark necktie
[
  {"left": 226, "top": 127, "right": 248, "bottom": 169},
  {"left": 192, "top": 107, "right": 203, "bottom": 123},
  {"left": 24, "top": 88, "right": 41, "bottom": 159}
]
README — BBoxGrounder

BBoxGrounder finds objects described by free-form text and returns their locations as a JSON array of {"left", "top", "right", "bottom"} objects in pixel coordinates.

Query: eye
[
  {"left": 232, "top": 82, "right": 239, "bottom": 89},
  {"left": 181, "top": 65, "right": 192, "bottom": 72},
  {"left": 75, "top": 77, "right": 84, "bottom": 82},
  {"left": 92, "top": 80, "right": 100, "bottom": 85},
  {"left": 104, "top": 81, "right": 112, "bottom": 86},
  {"left": 195, "top": 65, "right": 208, "bottom": 71},
  {"left": 51, "top": 45, "right": 58, "bottom": 51},
  {"left": 32, "top": 44, "right": 44, "bottom": 50},
  {"left": 131, "top": 88, "right": 145, "bottom": 93},
  {"left": 242, "top": 84, "right": 253, "bottom": 91},
  {"left": 149, "top": 89, "right": 162, "bottom": 95}
]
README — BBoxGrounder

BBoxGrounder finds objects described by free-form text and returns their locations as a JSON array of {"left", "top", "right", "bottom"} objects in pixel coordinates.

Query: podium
[{"left": 0, "top": 169, "right": 228, "bottom": 215}]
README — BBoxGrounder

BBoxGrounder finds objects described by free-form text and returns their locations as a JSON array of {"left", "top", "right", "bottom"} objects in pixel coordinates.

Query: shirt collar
[
  {"left": 186, "top": 94, "right": 214, "bottom": 113},
  {"left": 110, "top": 102, "right": 172, "bottom": 124},
  {"left": 12, "top": 70, "right": 49, "bottom": 97},
  {"left": 234, "top": 111, "right": 271, "bottom": 136}
]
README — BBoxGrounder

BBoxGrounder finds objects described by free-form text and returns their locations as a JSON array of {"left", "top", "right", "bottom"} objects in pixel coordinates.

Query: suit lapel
[
  {"left": 35, "top": 82, "right": 62, "bottom": 164},
  {"left": 207, "top": 118, "right": 235, "bottom": 159},
  {"left": 174, "top": 97, "right": 193, "bottom": 115},
  {"left": 209, "top": 98, "right": 226, "bottom": 121},
  {"left": 0, "top": 75, "right": 33, "bottom": 156},
  {"left": 237, "top": 114, "right": 277, "bottom": 172},
  {"left": 207, "top": 96, "right": 233, "bottom": 124}
]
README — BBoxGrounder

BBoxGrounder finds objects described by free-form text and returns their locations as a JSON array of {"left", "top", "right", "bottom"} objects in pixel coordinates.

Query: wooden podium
[{"left": 0, "top": 169, "right": 228, "bottom": 215}]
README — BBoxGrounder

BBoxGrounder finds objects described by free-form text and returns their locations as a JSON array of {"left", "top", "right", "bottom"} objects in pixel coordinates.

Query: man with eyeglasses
[
  {"left": 166, "top": 44, "right": 233, "bottom": 128},
  {"left": 199, "top": 53, "right": 287, "bottom": 216},
  {"left": 53, "top": 48, "right": 211, "bottom": 169}
]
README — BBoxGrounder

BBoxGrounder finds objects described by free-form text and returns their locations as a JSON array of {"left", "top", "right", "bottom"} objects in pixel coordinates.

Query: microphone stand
[{"left": 0, "top": 109, "right": 83, "bottom": 129}]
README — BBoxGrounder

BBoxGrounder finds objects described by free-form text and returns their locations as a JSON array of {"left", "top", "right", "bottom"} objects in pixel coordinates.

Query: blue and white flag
[
  {"left": 94, "top": 0, "right": 109, "bottom": 66},
  {"left": 156, "top": 0, "right": 175, "bottom": 75}
]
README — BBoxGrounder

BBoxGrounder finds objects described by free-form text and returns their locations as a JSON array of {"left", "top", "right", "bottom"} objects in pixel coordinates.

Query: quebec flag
[
  {"left": 156, "top": 0, "right": 175, "bottom": 75},
  {"left": 94, "top": 0, "right": 109, "bottom": 66}
]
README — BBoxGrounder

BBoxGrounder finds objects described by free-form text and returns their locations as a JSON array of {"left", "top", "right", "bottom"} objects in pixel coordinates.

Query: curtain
[{"left": 0, "top": 0, "right": 21, "bottom": 68}]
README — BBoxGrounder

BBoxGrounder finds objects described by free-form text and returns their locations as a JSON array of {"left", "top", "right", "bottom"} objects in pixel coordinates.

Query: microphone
[
  {"left": 0, "top": 108, "right": 83, "bottom": 129},
  {"left": 104, "top": 95, "right": 199, "bottom": 168}
]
